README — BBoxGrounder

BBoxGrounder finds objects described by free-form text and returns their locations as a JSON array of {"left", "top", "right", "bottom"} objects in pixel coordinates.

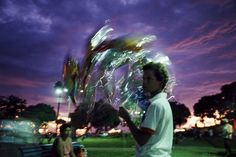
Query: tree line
[
  {"left": 193, "top": 81, "right": 236, "bottom": 120},
  {"left": 0, "top": 95, "right": 56, "bottom": 126},
  {"left": 0, "top": 81, "right": 235, "bottom": 130}
]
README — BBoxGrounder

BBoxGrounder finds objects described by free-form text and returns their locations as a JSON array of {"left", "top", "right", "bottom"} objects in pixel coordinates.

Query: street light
[
  {"left": 54, "top": 81, "right": 64, "bottom": 134},
  {"left": 54, "top": 81, "right": 64, "bottom": 119}
]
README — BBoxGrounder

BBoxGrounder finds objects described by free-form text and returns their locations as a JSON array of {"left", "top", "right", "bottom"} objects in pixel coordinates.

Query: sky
[{"left": 0, "top": 0, "right": 236, "bottom": 116}]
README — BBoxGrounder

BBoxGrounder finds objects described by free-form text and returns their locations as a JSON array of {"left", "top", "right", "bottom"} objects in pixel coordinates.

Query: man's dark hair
[
  {"left": 60, "top": 123, "right": 71, "bottom": 134},
  {"left": 143, "top": 62, "right": 169, "bottom": 89}
]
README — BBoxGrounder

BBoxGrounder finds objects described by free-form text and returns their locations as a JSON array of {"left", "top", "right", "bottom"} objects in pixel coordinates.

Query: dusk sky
[{"left": 0, "top": 0, "right": 235, "bottom": 116}]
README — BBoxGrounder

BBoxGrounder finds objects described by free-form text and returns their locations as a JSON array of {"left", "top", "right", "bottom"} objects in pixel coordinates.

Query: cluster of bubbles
[{"left": 62, "top": 25, "right": 176, "bottom": 114}]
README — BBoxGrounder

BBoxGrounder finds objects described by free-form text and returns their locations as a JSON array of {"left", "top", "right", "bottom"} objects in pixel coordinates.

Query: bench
[
  {"left": 20, "top": 145, "right": 42, "bottom": 157},
  {"left": 20, "top": 142, "right": 85, "bottom": 157}
]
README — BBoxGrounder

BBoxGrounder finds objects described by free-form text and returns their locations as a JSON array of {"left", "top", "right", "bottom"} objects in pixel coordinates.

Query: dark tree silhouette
[
  {"left": 20, "top": 103, "right": 56, "bottom": 125},
  {"left": 170, "top": 100, "right": 191, "bottom": 128},
  {"left": 56, "top": 119, "right": 66, "bottom": 125},
  {"left": 221, "top": 82, "right": 236, "bottom": 101},
  {"left": 194, "top": 94, "right": 224, "bottom": 118},
  {"left": 70, "top": 102, "right": 89, "bottom": 129},
  {"left": 193, "top": 82, "right": 236, "bottom": 119},
  {"left": 0, "top": 95, "right": 26, "bottom": 119},
  {"left": 89, "top": 100, "right": 120, "bottom": 129},
  {"left": 221, "top": 82, "right": 236, "bottom": 119},
  {"left": 70, "top": 100, "right": 120, "bottom": 130}
]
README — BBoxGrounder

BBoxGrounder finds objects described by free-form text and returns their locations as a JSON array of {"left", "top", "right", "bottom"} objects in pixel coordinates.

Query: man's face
[
  {"left": 63, "top": 127, "right": 72, "bottom": 137},
  {"left": 143, "top": 70, "right": 162, "bottom": 95}
]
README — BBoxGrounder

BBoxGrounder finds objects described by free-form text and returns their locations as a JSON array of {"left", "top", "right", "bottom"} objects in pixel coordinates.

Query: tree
[
  {"left": 193, "top": 94, "right": 224, "bottom": 118},
  {"left": 56, "top": 119, "right": 66, "bottom": 125},
  {"left": 70, "top": 100, "right": 120, "bottom": 130},
  {"left": 193, "top": 81, "right": 236, "bottom": 119},
  {"left": 89, "top": 100, "right": 120, "bottom": 129},
  {"left": 170, "top": 100, "right": 191, "bottom": 128},
  {"left": 220, "top": 82, "right": 236, "bottom": 119},
  {"left": 70, "top": 101, "right": 89, "bottom": 129},
  {"left": 0, "top": 95, "right": 26, "bottom": 119},
  {"left": 20, "top": 103, "right": 56, "bottom": 125},
  {"left": 221, "top": 82, "right": 236, "bottom": 101}
]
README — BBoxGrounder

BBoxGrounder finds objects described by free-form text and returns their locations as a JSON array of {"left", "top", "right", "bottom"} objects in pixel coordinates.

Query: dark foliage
[
  {"left": 70, "top": 100, "right": 120, "bottom": 130},
  {"left": 21, "top": 103, "right": 56, "bottom": 125},
  {"left": 170, "top": 101, "right": 191, "bottom": 127},
  {"left": 193, "top": 81, "right": 236, "bottom": 119},
  {"left": 0, "top": 95, "right": 26, "bottom": 119}
]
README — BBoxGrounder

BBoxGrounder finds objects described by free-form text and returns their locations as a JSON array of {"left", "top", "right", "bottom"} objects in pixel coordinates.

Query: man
[
  {"left": 119, "top": 62, "right": 173, "bottom": 157},
  {"left": 221, "top": 118, "right": 233, "bottom": 157}
]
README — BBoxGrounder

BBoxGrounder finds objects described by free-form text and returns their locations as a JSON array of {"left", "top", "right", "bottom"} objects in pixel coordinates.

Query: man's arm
[{"left": 119, "top": 107, "right": 154, "bottom": 146}]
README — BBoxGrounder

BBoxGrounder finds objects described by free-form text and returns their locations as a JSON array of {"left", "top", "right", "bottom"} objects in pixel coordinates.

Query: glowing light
[
  {"left": 55, "top": 88, "right": 63, "bottom": 95},
  {"left": 136, "top": 35, "right": 156, "bottom": 47},
  {"left": 91, "top": 25, "right": 113, "bottom": 50},
  {"left": 76, "top": 128, "right": 87, "bottom": 136},
  {"left": 108, "top": 128, "right": 121, "bottom": 134},
  {"left": 177, "top": 111, "right": 222, "bottom": 130},
  {"left": 38, "top": 128, "right": 48, "bottom": 134},
  {"left": 63, "top": 88, "right": 68, "bottom": 93},
  {"left": 168, "top": 96, "right": 175, "bottom": 100},
  {"left": 154, "top": 55, "right": 171, "bottom": 65},
  {"left": 57, "top": 116, "right": 71, "bottom": 122},
  {"left": 38, "top": 116, "right": 71, "bottom": 134},
  {"left": 174, "top": 128, "right": 185, "bottom": 133}
]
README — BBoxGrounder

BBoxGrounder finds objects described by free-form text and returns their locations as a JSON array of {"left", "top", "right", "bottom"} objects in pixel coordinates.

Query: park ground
[
  {"left": 0, "top": 135, "right": 235, "bottom": 157},
  {"left": 76, "top": 136, "right": 236, "bottom": 157}
]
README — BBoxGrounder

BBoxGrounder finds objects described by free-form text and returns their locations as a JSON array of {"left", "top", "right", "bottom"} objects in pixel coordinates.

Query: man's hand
[
  {"left": 118, "top": 107, "right": 131, "bottom": 122},
  {"left": 118, "top": 107, "right": 152, "bottom": 146}
]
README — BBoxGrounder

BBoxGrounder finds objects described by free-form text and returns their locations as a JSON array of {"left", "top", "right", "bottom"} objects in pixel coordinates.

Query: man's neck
[
  {"left": 61, "top": 136, "right": 69, "bottom": 141},
  {"left": 150, "top": 90, "right": 162, "bottom": 98}
]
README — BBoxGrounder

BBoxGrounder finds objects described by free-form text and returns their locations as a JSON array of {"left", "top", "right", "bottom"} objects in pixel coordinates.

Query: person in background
[
  {"left": 221, "top": 118, "right": 233, "bottom": 157},
  {"left": 119, "top": 62, "right": 173, "bottom": 157},
  {"left": 52, "top": 123, "right": 76, "bottom": 157}
]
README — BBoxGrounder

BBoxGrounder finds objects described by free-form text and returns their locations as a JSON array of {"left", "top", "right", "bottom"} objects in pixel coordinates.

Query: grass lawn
[{"left": 77, "top": 136, "right": 236, "bottom": 157}]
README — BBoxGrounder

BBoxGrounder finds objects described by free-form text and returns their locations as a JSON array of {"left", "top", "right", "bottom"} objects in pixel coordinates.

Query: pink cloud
[
  {"left": 26, "top": 94, "right": 56, "bottom": 105},
  {"left": 166, "top": 21, "right": 236, "bottom": 53},
  {"left": 193, "top": 22, "right": 211, "bottom": 33},
  {"left": 218, "top": 49, "right": 236, "bottom": 59},
  {"left": 177, "top": 69, "right": 236, "bottom": 79},
  {"left": 200, "top": 80, "right": 232, "bottom": 90},
  {"left": 0, "top": 75, "right": 47, "bottom": 88}
]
